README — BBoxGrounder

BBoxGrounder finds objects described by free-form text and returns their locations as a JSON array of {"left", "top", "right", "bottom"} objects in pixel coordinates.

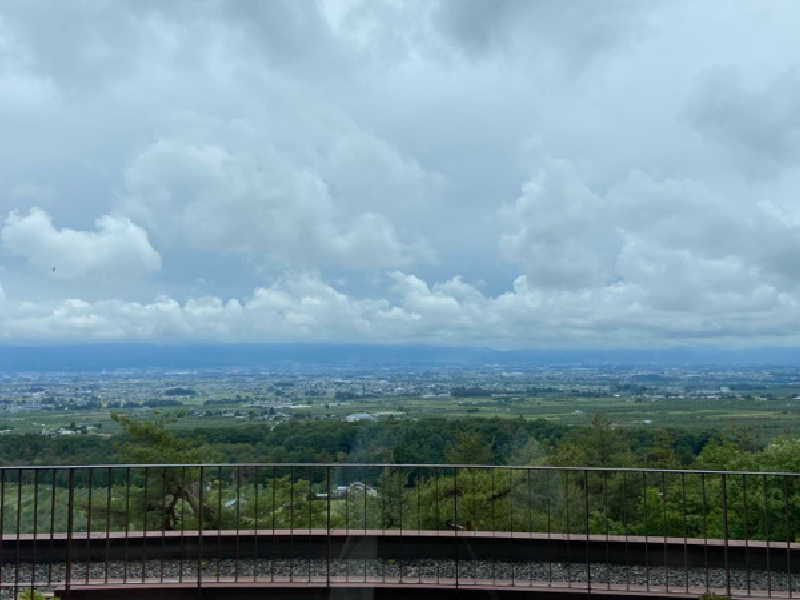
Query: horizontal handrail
[{"left": 0, "top": 463, "right": 798, "bottom": 477}]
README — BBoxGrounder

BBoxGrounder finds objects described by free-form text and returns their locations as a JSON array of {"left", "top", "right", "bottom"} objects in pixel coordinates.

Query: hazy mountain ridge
[{"left": 2, "top": 344, "right": 800, "bottom": 372}]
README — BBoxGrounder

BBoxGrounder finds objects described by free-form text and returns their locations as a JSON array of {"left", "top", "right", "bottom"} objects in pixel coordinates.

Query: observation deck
[{"left": 0, "top": 463, "right": 797, "bottom": 599}]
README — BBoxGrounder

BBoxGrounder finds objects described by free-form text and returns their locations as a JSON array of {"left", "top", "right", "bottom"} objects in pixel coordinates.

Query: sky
[{"left": 1, "top": 1, "right": 800, "bottom": 348}]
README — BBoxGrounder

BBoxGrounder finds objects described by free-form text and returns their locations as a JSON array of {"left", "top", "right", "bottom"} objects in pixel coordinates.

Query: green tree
[
  {"left": 444, "top": 431, "right": 493, "bottom": 464},
  {"left": 550, "top": 414, "right": 633, "bottom": 467},
  {"left": 111, "top": 411, "right": 217, "bottom": 530}
]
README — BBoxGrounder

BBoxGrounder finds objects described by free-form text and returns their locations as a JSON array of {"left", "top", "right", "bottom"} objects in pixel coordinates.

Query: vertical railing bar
[
  {"left": 31, "top": 469, "right": 39, "bottom": 595},
  {"left": 662, "top": 471, "right": 668, "bottom": 594},
  {"left": 290, "top": 465, "right": 294, "bottom": 583},
  {"left": 198, "top": 466, "right": 204, "bottom": 590},
  {"left": 565, "top": 470, "right": 571, "bottom": 588},
  {"left": 399, "top": 467, "right": 404, "bottom": 536},
  {"left": 105, "top": 467, "right": 111, "bottom": 585},
  {"left": 418, "top": 468, "right": 422, "bottom": 535},
  {"left": 785, "top": 475, "right": 792, "bottom": 600},
  {"left": 530, "top": 469, "right": 534, "bottom": 589},
  {"left": 379, "top": 470, "right": 385, "bottom": 584},
  {"left": 235, "top": 466, "right": 241, "bottom": 583},
  {"left": 604, "top": 470, "right": 610, "bottom": 591},
  {"left": 180, "top": 466, "right": 186, "bottom": 584},
  {"left": 216, "top": 465, "right": 222, "bottom": 583},
  {"left": 253, "top": 465, "right": 259, "bottom": 584},
  {"left": 454, "top": 466, "right": 459, "bottom": 590},
  {"left": 344, "top": 472, "right": 350, "bottom": 583},
  {"left": 86, "top": 467, "right": 93, "bottom": 584},
  {"left": 49, "top": 469, "right": 56, "bottom": 586},
  {"left": 399, "top": 469, "right": 404, "bottom": 585},
  {"left": 142, "top": 466, "right": 148, "bottom": 584},
  {"left": 509, "top": 468, "right": 513, "bottom": 535},
  {"left": 418, "top": 467, "right": 424, "bottom": 584},
  {"left": 682, "top": 472, "right": 688, "bottom": 593},
  {"left": 643, "top": 471, "right": 649, "bottom": 592},
  {"left": 702, "top": 472, "right": 709, "bottom": 593},
  {"left": 381, "top": 467, "right": 386, "bottom": 537},
  {"left": 124, "top": 467, "right": 130, "bottom": 584},
  {"left": 379, "top": 467, "right": 392, "bottom": 583},
  {"left": 66, "top": 468, "right": 75, "bottom": 596},
  {"left": 744, "top": 473, "right": 750, "bottom": 597},
  {"left": 491, "top": 468, "right": 495, "bottom": 536},
  {"left": 765, "top": 474, "right": 771, "bottom": 597},
  {"left": 723, "top": 473, "right": 731, "bottom": 598},
  {"left": 326, "top": 466, "right": 331, "bottom": 589},
  {"left": 307, "top": 468, "right": 311, "bottom": 584},
  {"left": 436, "top": 467, "right": 440, "bottom": 535},
  {"left": 471, "top": 468, "right": 476, "bottom": 546},
  {"left": 528, "top": 468, "right": 533, "bottom": 537},
  {"left": 160, "top": 468, "right": 167, "bottom": 584},
  {"left": 345, "top": 470, "right": 349, "bottom": 533},
  {"left": 0, "top": 469, "right": 5, "bottom": 590},
  {"left": 623, "top": 471, "right": 629, "bottom": 592},
  {"left": 15, "top": 468, "right": 22, "bottom": 594},
  {"left": 363, "top": 467, "right": 367, "bottom": 583},
  {"left": 271, "top": 465, "right": 275, "bottom": 584},
  {"left": 584, "top": 469, "right": 591, "bottom": 595},
  {"left": 547, "top": 471, "right": 552, "bottom": 587}
]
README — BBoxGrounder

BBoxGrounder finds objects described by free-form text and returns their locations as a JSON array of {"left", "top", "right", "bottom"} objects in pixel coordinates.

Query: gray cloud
[
  {"left": 2, "top": 1, "right": 800, "bottom": 347},
  {"left": 433, "top": 0, "right": 647, "bottom": 66},
  {"left": 688, "top": 68, "right": 800, "bottom": 174}
]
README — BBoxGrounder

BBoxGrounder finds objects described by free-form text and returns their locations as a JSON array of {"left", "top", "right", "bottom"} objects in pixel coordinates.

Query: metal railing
[{"left": 1, "top": 463, "right": 799, "bottom": 598}]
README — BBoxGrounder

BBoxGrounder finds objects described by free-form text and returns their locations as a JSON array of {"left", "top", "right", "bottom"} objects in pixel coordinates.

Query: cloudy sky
[{"left": 1, "top": 1, "right": 800, "bottom": 348}]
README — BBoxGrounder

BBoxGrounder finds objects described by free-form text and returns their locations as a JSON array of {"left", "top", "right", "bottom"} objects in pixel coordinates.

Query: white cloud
[
  {"left": 500, "top": 156, "right": 800, "bottom": 305},
  {"left": 121, "top": 138, "right": 432, "bottom": 270},
  {"left": 2, "top": 2, "right": 800, "bottom": 347},
  {"left": 499, "top": 157, "right": 622, "bottom": 289},
  {"left": 1, "top": 208, "right": 162, "bottom": 280},
  {"left": 3, "top": 270, "right": 800, "bottom": 347}
]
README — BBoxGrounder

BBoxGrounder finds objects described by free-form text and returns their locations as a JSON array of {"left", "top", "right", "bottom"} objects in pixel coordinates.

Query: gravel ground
[{"left": 3, "top": 558, "right": 798, "bottom": 598}]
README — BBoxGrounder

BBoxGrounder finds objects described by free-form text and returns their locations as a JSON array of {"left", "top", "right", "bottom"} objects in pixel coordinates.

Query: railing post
[
  {"left": 0, "top": 470, "right": 5, "bottom": 590},
  {"left": 31, "top": 470, "right": 39, "bottom": 599},
  {"left": 454, "top": 466, "right": 459, "bottom": 590},
  {"left": 66, "top": 468, "right": 75, "bottom": 598},
  {"left": 784, "top": 475, "right": 792, "bottom": 599},
  {"left": 15, "top": 468, "right": 22, "bottom": 593},
  {"left": 722, "top": 473, "right": 731, "bottom": 597},
  {"left": 584, "top": 469, "right": 591, "bottom": 595},
  {"left": 198, "top": 466, "right": 204, "bottom": 591},
  {"left": 326, "top": 465, "right": 331, "bottom": 588}
]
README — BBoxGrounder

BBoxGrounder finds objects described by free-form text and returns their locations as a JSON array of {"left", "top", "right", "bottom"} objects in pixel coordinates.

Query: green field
[{"left": 4, "top": 387, "right": 800, "bottom": 443}]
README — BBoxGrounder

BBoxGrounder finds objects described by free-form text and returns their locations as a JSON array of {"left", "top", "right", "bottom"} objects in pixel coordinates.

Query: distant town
[{"left": 2, "top": 364, "right": 800, "bottom": 441}]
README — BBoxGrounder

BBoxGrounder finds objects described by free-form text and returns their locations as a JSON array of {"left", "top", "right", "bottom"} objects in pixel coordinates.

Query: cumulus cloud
[
  {"left": 121, "top": 138, "right": 432, "bottom": 270},
  {"left": 1, "top": 2, "right": 800, "bottom": 347},
  {"left": 499, "top": 157, "right": 622, "bottom": 289},
  {"left": 500, "top": 156, "right": 800, "bottom": 309},
  {"left": 2, "top": 271, "right": 800, "bottom": 346},
  {"left": 1, "top": 208, "right": 162, "bottom": 280}
]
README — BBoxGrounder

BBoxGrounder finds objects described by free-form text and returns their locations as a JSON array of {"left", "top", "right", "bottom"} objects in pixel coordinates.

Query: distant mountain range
[{"left": 1, "top": 343, "right": 800, "bottom": 372}]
